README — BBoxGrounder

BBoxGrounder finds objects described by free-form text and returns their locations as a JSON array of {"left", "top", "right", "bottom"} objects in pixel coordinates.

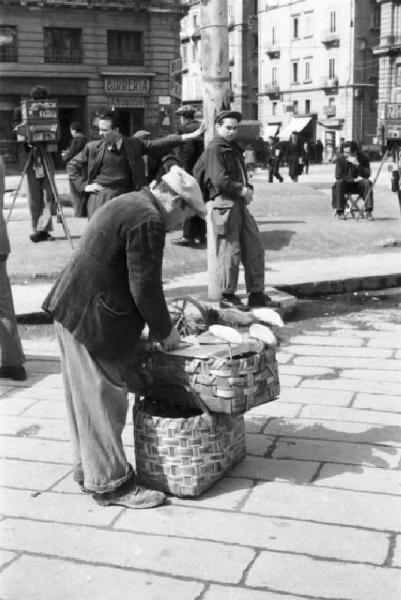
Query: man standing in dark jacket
[
  {"left": 332, "top": 140, "right": 373, "bottom": 220},
  {"left": 62, "top": 122, "right": 88, "bottom": 217},
  {"left": 204, "top": 110, "right": 280, "bottom": 310},
  {"left": 172, "top": 105, "right": 205, "bottom": 247},
  {"left": 67, "top": 110, "right": 205, "bottom": 218},
  {"left": 42, "top": 166, "right": 206, "bottom": 509}
]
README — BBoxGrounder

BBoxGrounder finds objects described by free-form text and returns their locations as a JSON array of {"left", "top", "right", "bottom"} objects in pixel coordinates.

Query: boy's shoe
[
  {"left": 248, "top": 292, "right": 281, "bottom": 309},
  {"left": 30, "top": 231, "right": 54, "bottom": 243},
  {"left": 219, "top": 294, "right": 249, "bottom": 311},
  {"left": 365, "top": 212, "right": 374, "bottom": 221},
  {"left": 0, "top": 366, "right": 27, "bottom": 381},
  {"left": 334, "top": 212, "right": 346, "bottom": 220},
  {"left": 93, "top": 477, "right": 166, "bottom": 509}
]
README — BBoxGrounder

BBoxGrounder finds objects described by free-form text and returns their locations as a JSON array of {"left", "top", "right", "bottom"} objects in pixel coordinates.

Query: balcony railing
[
  {"left": 107, "top": 51, "right": 144, "bottom": 66},
  {"left": 264, "top": 84, "right": 280, "bottom": 98},
  {"left": 321, "top": 30, "right": 340, "bottom": 47},
  {"left": 44, "top": 48, "right": 82, "bottom": 63},
  {"left": 265, "top": 46, "right": 280, "bottom": 59},
  {"left": 373, "top": 35, "right": 401, "bottom": 55},
  {"left": 320, "top": 76, "right": 339, "bottom": 88}
]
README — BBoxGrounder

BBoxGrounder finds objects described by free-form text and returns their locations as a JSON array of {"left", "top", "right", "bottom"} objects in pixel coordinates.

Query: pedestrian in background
[
  {"left": 42, "top": 166, "right": 206, "bottom": 509},
  {"left": 303, "top": 140, "right": 311, "bottom": 174},
  {"left": 243, "top": 144, "right": 256, "bottom": 179},
  {"left": 266, "top": 136, "right": 283, "bottom": 183},
  {"left": 315, "top": 139, "right": 324, "bottom": 164},
  {"left": 171, "top": 105, "right": 205, "bottom": 248},
  {"left": 0, "top": 156, "right": 26, "bottom": 381},
  {"left": 203, "top": 110, "right": 280, "bottom": 311},
  {"left": 62, "top": 122, "right": 88, "bottom": 217},
  {"left": 285, "top": 131, "right": 304, "bottom": 182}
]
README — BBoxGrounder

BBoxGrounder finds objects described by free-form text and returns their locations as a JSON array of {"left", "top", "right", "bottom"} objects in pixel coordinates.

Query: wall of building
[{"left": 0, "top": 0, "right": 183, "bottom": 166}]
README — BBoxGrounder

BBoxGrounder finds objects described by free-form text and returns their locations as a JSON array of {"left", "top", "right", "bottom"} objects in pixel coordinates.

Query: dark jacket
[
  {"left": 66, "top": 134, "right": 184, "bottom": 195},
  {"left": 176, "top": 120, "right": 204, "bottom": 173},
  {"left": 335, "top": 151, "right": 370, "bottom": 182},
  {"left": 62, "top": 132, "right": 88, "bottom": 164},
  {"left": 42, "top": 189, "right": 172, "bottom": 361},
  {"left": 204, "top": 135, "right": 251, "bottom": 201}
]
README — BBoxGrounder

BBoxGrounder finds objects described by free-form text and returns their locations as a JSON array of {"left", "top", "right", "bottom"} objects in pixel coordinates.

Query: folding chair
[{"left": 344, "top": 193, "right": 365, "bottom": 219}]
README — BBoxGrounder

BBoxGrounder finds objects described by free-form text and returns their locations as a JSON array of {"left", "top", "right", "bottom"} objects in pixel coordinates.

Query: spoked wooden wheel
[{"left": 167, "top": 296, "right": 212, "bottom": 337}]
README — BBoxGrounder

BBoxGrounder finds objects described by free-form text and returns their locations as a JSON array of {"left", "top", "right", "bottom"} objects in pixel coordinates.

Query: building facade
[
  {"left": 259, "top": 0, "right": 380, "bottom": 151},
  {"left": 0, "top": 0, "right": 185, "bottom": 167},
  {"left": 373, "top": 0, "right": 401, "bottom": 141},
  {"left": 180, "top": 0, "right": 259, "bottom": 120}
]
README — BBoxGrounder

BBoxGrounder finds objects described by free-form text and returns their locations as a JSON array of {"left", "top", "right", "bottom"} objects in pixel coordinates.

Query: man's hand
[
  {"left": 241, "top": 186, "right": 253, "bottom": 204},
  {"left": 346, "top": 155, "right": 359, "bottom": 166},
  {"left": 84, "top": 183, "right": 105, "bottom": 194},
  {"left": 182, "top": 120, "right": 206, "bottom": 140},
  {"left": 160, "top": 326, "right": 181, "bottom": 351}
]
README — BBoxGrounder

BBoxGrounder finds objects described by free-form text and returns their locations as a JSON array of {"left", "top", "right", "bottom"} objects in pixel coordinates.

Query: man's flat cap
[
  {"left": 175, "top": 105, "right": 196, "bottom": 117},
  {"left": 215, "top": 110, "right": 242, "bottom": 124}
]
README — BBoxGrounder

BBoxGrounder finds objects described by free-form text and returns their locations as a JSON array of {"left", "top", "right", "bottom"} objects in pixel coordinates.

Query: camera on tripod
[{"left": 14, "top": 98, "right": 60, "bottom": 151}]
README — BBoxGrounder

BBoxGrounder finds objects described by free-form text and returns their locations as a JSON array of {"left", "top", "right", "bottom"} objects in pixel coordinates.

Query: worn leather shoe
[
  {"left": 219, "top": 294, "right": 249, "bottom": 311},
  {"left": 171, "top": 237, "right": 193, "bottom": 247},
  {"left": 93, "top": 477, "right": 166, "bottom": 509},
  {"left": 30, "top": 231, "right": 55, "bottom": 243},
  {"left": 248, "top": 292, "right": 281, "bottom": 309},
  {"left": 0, "top": 366, "right": 27, "bottom": 381}
]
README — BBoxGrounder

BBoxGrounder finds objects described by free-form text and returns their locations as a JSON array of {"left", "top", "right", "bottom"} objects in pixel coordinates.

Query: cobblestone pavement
[{"left": 1, "top": 304, "right": 401, "bottom": 599}]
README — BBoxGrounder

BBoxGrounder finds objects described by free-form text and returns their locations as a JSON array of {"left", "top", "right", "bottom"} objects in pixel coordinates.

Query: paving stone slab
[
  {"left": 0, "top": 458, "right": 70, "bottom": 490},
  {"left": 21, "top": 400, "right": 68, "bottom": 419},
  {"left": 354, "top": 393, "right": 401, "bottom": 413},
  {"left": 204, "top": 586, "right": 305, "bottom": 600},
  {"left": 299, "top": 377, "right": 401, "bottom": 397},
  {"left": 173, "top": 476, "right": 254, "bottom": 511},
  {"left": 342, "top": 368, "right": 401, "bottom": 382},
  {"left": 288, "top": 335, "right": 364, "bottom": 347},
  {"left": 0, "top": 397, "right": 37, "bottom": 416},
  {"left": 243, "top": 481, "right": 401, "bottom": 531},
  {"left": 3, "top": 386, "right": 66, "bottom": 401},
  {"left": 0, "top": 555, "right": 204, "bottom": 600},
  {"left": 116, "top": 504, "right": 389, "bottom": 564},
  {"left": 0, "top": 415, "right": 70, "bottom": 440},
  {"left": 272, "top": 437, "right": 401, "bottom": 469},
  {"left": 367, "top": 337, "right": 401, "bottom": 349},
  {"left": 278, "top": 387, "right": 353, "bottom": 407},
  {"left": 300, "top": 405, "right": 401, "bottom": 428},
  {"left": 314, "top": 464, "right": 401, "bottom": 495},
  {"left": 294, "top": 355, "right": 401, "bottom": 371},
  {"left": 230, "top": 455, "right": 318, "bottom": 484},
  {"left": 0, "top": 519, "right": 255, "bottom": 584},
  {"left": 393, "top": 535, "right": 401, "bottom": 568},
  {"left": 246, "top": 433, "right": 276, "bottom": 456},
  {"left": 246, "top": 551, "right": 401, "bottom": 600},
  {"left": 0, "top": 550, "right": 17, "bottom": 569},
  {"left": 276, "top": 375, "right": 302, "bottom": 388},
  {"left": 281, "top": 344, "right": 392, "bottom": 359},
  {"left": 0, "top": 435, "right": 72, "bottom": 464},
  {"left": 247, "top": 402, "right": 301, "bottom": 419},
  {"left": 24, "top": 360, "right": 61, "bottom": 374},
  {"left": 0, "top": 488, "right": 121, "bottom": 526},
  {"left": 279, "top": 365, "right": 335, "bottom": 377},
  {"left": 264, "top": 417, "right": 401, "bottom": 447}
]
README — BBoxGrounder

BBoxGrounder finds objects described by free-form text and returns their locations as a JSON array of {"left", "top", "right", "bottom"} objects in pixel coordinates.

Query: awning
[
  {"left": 278, "top": 117, "right": 311, "bottom": 140},
  {"left": 262, "top": 124, "right": 280, "bottom": 140}
]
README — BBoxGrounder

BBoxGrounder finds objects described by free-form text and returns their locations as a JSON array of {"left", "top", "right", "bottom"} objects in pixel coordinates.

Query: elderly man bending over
[{"left": 42, "top": 166, "right": 206, "bottom": 509}]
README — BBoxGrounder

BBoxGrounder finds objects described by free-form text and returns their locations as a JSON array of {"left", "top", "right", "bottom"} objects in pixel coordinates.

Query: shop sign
[
  {"left": 104, "top": 76, "right": 150, "bottom": 96},
  {"left": 108, "top": 96, "right": 146, "bottom": 108}
]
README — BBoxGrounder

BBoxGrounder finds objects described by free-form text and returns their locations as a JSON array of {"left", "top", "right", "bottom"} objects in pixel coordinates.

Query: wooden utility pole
[{"left": 200, "top": 0, "right": 231, "bottom": 300}]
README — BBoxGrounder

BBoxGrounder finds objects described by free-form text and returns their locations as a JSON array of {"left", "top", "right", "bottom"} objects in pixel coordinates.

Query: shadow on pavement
[{"left": 259, "top": 229, "right": 296, "bottom": 251}]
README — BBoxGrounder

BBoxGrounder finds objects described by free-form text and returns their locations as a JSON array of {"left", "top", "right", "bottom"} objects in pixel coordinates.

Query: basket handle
[{"left": 185, "top": 380, "right": 212, "bottom": 421}]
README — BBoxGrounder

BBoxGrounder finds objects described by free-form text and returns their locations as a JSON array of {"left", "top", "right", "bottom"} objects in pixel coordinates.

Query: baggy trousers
[
  {"left": 0, "top": 258, "right": 25, "bottom": 367},
  {"left": 332, "top": 178, "right": 373, "bottom": 213},
  {"left": 212, "top": 196, "right": 265, "bottom": 296},
  {"left": 54, "top": 321, "right": 132, "bottom": 493},
  {"left": 26, "top": 165, "right": 53, "bottom": 233}
]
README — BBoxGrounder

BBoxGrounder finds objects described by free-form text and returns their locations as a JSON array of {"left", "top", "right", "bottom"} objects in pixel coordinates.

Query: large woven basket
[
  {"left": 129, "top": 339, "right": 279, "bottom": 415},
  {"left": 133, "top": 387, "right": 246, "bottom": 497}
]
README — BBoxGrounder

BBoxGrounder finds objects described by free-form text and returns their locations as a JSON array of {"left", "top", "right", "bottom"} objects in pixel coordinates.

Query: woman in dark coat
[{"left": 285, "top": 131, "right": 304, "bottom": 182}]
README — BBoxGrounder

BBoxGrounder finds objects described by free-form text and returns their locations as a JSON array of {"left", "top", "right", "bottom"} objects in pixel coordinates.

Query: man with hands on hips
[
  {"left": 68, "top": 109, "right": 206, "bottom": 219},
  {"left": 332, "top": 140, "right": 373, "bottom": 220}
]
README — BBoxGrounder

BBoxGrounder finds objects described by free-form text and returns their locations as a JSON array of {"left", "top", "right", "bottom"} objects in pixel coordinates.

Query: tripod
[
  {"left": 7, "top": 144, "right": 74, "bottom": 248},
  {"left": 362, "top": 140, "right": 401, "bottom": 213}
]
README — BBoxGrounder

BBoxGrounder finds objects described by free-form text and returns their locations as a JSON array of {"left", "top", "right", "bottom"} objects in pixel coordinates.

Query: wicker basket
[
  {"left": 133, "top": 386, "right": 246, "bottom": 497},
  {"left": 130, "top": 338, "right": 279, "bottom": 415}
]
